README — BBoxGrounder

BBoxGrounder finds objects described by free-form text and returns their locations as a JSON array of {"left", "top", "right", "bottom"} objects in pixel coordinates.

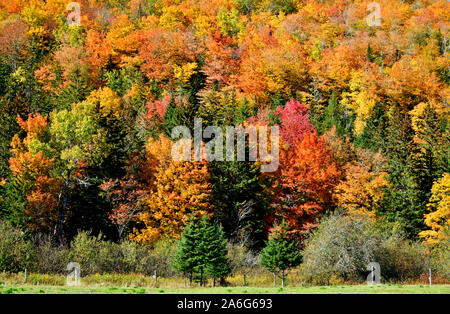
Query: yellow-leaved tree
[
  {"left": 87, "top": 87, "right": 122, "bottom": 118},
  {"left": 334, "top": 149, "right": 389, "bottom": 217},
  {"left": 419, "top": 173, "right": 450, "bottom": 245},
  {"left": 131, "top": 135, "right": 213, "bottom": 244}
]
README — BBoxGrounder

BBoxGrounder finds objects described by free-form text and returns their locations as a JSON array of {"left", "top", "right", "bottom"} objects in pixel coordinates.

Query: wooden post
[
  {"left": 75, "top": 267, "right": 80, "bottom": 286},
  {"left": 372, "top": 266, "right": 375, "bottom": 283},
  {"left": 428, "top": 269, "right": 432, "bottom": 286}
]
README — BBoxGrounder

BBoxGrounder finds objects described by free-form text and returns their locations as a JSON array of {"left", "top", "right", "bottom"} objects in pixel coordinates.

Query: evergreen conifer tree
[
  {"left": 172, "top": 215, "right": 231, "bottom": 287},
  {"left": 260, "top": 221, "right": 302, "bottom": 288}
]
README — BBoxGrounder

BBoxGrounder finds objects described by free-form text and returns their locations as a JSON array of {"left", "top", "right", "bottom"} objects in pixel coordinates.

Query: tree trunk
[
  {"left": 281, "top": 270, "right": 285, "bottom": 288},
  {"left": 117, "top": 226, "right": 124, "bottom": 242},
  {"left": 184, "top": 273, "right": 187, "bottom": 288},
  {"left": 273, "top": 272, "right": 276, "bottom": 288},
  {"left": 59, "top": 169, "right": 72, "bottom": 244},
  {"left": 200, "top": 269, "right": 203, "bottom": 287},
  {"left": 243, "top": 274, "right": 247, "bottom": 287},
  {"left": 189, "top": 273, "right": 192, "bottom": 287},
  {"left": 213, "top": 276, "right": 216, "bottom": 287}
]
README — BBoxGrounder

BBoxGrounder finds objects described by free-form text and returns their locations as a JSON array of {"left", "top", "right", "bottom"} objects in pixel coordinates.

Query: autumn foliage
[{"left": 0, "top": 0, "right": 448, "bottom": 250}]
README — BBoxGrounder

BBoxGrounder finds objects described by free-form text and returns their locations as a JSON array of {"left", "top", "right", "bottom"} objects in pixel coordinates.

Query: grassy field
[{"left": 0, "top": 284, "right": 449, "bottom": 294}]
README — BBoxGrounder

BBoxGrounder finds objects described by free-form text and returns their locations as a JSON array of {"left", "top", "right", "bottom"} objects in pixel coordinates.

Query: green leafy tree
[{"left": 49, "top": 101, "right": 109, "bottom": 243}]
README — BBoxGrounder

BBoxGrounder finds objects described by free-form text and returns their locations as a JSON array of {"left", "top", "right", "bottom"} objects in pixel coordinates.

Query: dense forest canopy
[{"left": 0, "top": 0, "right": 448, "bottom": 250}]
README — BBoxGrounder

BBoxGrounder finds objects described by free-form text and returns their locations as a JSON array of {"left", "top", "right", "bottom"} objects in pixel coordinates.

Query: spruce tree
[
  {"left": 172, "top": 215, "right": 231, "bottom": 287},
  {"left": 172, "top": 216, "right": 202, "bottom": 286},
  {"left": 203, "top": 220, "right": 231, "bottom": 286},
  {"left": 322, "top": 90, "right": 353, "bottom": 136},
  {"left": 260, "top": 221, "right": 302, "bottom": 288}
]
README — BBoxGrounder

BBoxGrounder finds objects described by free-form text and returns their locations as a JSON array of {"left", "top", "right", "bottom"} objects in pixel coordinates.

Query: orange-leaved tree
[
  {"left": 274, "top": 131, "right": 341, "bottom": 238},
  {"left": 8, "top": 113, "right": 61, "bottom": 233},
  {"left": 131, "top": 135, "right": 213, "bottom": 244}
]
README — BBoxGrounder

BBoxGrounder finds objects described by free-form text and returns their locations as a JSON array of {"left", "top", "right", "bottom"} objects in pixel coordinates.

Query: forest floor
[{"left": 0, "top": 284, "right": 449, "bottom": 294}]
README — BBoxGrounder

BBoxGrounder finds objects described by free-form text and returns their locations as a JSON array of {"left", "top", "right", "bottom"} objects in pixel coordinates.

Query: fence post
[{"left": 428, "top": 269, "right": 432, "bottom": 286}]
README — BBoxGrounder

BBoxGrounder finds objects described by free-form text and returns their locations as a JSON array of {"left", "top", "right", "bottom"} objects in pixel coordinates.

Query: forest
[{"left": 0, "top": 0, "right": 448, "bottom": 286}]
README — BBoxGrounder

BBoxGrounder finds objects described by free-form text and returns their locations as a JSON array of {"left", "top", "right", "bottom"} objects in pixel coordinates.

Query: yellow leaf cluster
[
  {"left": 419, "top": 173, "right": 450, "bottom": 245},
  {"left": 87, "top": 87, "right": 122, "bottom": 118}
]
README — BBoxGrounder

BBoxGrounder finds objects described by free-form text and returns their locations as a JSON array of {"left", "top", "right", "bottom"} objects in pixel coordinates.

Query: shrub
[
  {"left": 0, "top": 220, "right": 36, "bottom": 273},
  {"left": 301, "top": 214, "right": 380, "bottom": 284},
  {"left": 300, "top": 214, "right": 433, "bottom": 284},
  {"left": 377, "top": 237, "right": 428, "bottom": 282},
  {"left": 148, "top": 237, "right": 177, "bottom": 276},
  {"left": 227, "top": 243, "right": 259, "bottom": 275},
  {"left": 429, "top": 230, "right": 450, "bottom": 280},
  {"left": 34, "top": 238, "right": 69, "bottom": 274},
  {"left": 68, "top": 231, "right": 105, "bottom": 275},
  {"left": 65, "top": 231, "right": 176, "bottom": 276}
]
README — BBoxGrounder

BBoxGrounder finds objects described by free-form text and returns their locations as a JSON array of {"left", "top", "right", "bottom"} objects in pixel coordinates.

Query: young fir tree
[
  {"left": 260, "top": 221, "right": 302, "bottom": 288},
  {"left": 172, "top": 215, "right": 202, "bottom": 287},
  {"left": 322, "top": 90, "right": 353, "bottom": 136},
  {"left": 203, "top": 218, "right": 231, "bottom": 286},
  {"left": 172, "top": 215, "right": 231, "bottom": 287}
]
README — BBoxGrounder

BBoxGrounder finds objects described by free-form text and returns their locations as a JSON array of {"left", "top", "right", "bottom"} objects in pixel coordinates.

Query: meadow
[{"left": 1, "top": 284, "right": 449, "bottom": 294}]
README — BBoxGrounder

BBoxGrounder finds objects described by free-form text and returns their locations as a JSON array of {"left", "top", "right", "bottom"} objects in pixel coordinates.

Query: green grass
[{"left": 0, "top": 284, "right": 448, "bottom": 294}]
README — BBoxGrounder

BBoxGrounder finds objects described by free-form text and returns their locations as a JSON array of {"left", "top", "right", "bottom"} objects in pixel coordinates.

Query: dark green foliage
[
  {"left": 172, "top": 217, "right": 201, "bottom": 280},
  {"left": 211, "top": 160, "right": 268, "bottom": 250},
  {"left": 260, "top": 221, "right": 302, "bottom": 284},
  {"left": 321, "top": 90, "right": 354, "bottom": 136},
  {"left": 0, "top": 220, "right": 35, "bottom": 273},
  {"left": 64, "top": 177, "right": 116, "bottom": 242},
  {"left": 354, "top": 103, "right": 387, "bottom": 151},
  {"left": 163, "top": 95, "right": 198, "bottom": 137},
  {"left": 172, "top": 215, "right": 231, "bottom": 286},
  {"left": 378, "top": 105, "right": 449, "bottom": 238},
  {"left": 0, "top": 176, "right": 29, "bottom": 229}
]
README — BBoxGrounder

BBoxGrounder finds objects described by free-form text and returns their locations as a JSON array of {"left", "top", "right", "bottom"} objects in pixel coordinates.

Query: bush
[
  {"left": 301, "top": 214, "right": 380, "bottom": 284},
  {"left": 0, "top": 220, "right": 36, "bottom": 273},
  {"left": 429, "top": 231, "right": 450, "bottom": 280},
  {"left": 227, "top": 243, "right": 259, "bottom": 275},
  {"left": 377, "top": 237, "right": 428, "bottom": 282},
  {"left": 301, "top": 214, "right": 432, "bottom": 284},
  {"left": 66, "top": 231, "right": 176, "bottom": 276},
  {"left": 68, "top": 231, "right": 106, "bottom": 275},
  {"left": 147, "top": 238, "right": 177, "bottom": 276},
  {"left": 34, "top": 238, "right": 69, "bottom": 274}
]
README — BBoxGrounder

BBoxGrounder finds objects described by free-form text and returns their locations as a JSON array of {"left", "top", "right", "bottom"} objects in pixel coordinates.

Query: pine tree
[
  {"left": 260, "top": 221, "right": 302, "bottom": 288},
  {"left": 322, "top": 90, "right": 353, "bottom": 136},
  {"left": 172, "top": 216, "right": 202, "bottom": 287},
  {"left": 203, "top": 220, "right": 231, "bottom": 286},
  {"left": 172, "top": 215, "right": 231, "bottom": 287}
]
